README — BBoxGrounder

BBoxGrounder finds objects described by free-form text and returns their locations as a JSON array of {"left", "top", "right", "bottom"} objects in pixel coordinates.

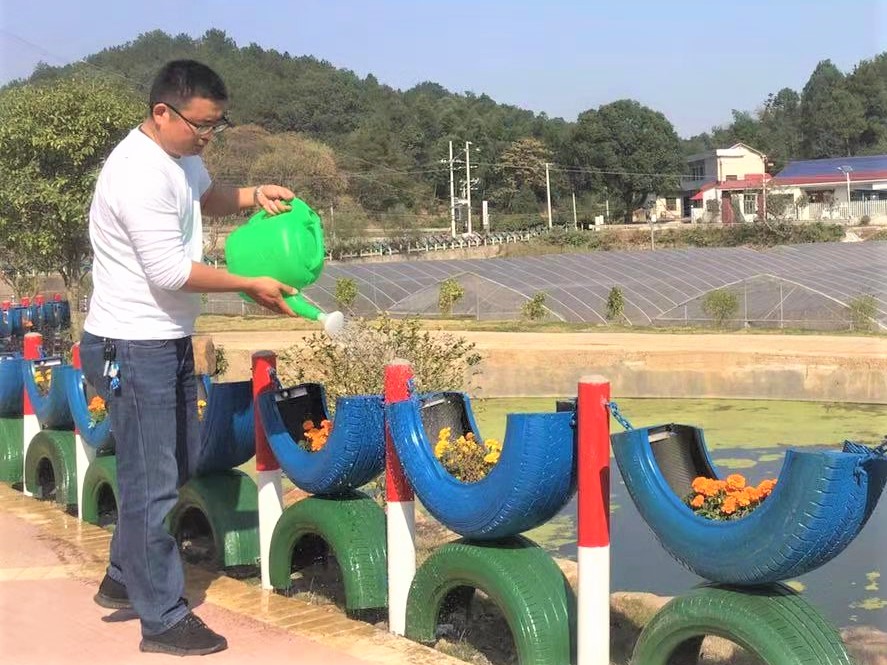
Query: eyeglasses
[{"left": 160, "top": 102, "right": 230, "bottom": 136}]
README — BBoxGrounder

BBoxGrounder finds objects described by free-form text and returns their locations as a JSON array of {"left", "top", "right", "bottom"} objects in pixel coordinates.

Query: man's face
[{"left": 151, "top": 97, "right": 228, "bottom": 157}]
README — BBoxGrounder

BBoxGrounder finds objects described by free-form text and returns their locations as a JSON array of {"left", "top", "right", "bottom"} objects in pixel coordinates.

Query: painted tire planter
[
  {"left": 631, "top": 583, "right": 853, "bottom": 665},
  {"left": 22, "top": 359, "right": 74, "bottom": 430},
  {"left": 63, "top": 367, "right": 113, "bottom": 452},
  {"left": 80, "top": 454, "right": 119, "bottom": 527},
  {"left": 0, "top": 354, "right": 23, "bottom": 417},
  {"left": 195, "top": 379, "right": 256, "bottom": 475},
  {"left": 611, "top": 423, "right": 887, "bottom": 584},
  {"left": 269, "top": 491, "right": 387, "bottom": 613},
  {"left": 0, "top": 416, "right": 23, "bottom": 483},
  {"left": 406, "top": 535, "right": 575, "bottom": 665},
  {"left": 256, "top": 383, "right": 384, "bottom": 495},
  {"left": 385, "top": 392, "right": 577, "bottom": 539},
  {"left": 23, "top": 429, "right": 76, "bottom": 507}
]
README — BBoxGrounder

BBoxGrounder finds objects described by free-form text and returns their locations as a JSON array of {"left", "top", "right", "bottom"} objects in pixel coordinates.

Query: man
[{"left": 80, "top": 60, "right": 295, "bottom": 656}]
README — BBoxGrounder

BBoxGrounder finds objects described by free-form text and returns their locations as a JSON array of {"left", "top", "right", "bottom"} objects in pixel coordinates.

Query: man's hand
[
  {"left": 245, "top": 277, "right": 297, "bottom": 316},
  {"left": 255, "top": 184, "right": 296, "bottom": 216}
]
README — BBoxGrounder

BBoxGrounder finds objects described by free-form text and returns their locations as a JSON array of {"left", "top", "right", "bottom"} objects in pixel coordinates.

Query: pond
[{"left": 475, "top": 398, "right": 887, "bottom": 632}]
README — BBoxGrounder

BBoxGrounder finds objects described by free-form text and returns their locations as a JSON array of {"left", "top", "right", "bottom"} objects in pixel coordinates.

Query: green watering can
[{"left": 225, "top": 198, "right": 344, "bottom": 335}]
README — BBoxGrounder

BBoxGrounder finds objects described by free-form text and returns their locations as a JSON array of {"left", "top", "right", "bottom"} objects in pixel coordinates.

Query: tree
[
  {"left": 848, "top": 294, "right": 877, "bottom": 332},
  {"left": 702, "top": 289, "right": 739, "bottom": 327},
  {"left": 800, "top": 60, "right": 866, "bottom": 158},
  {"left": 568, "top": 100, "right": 684, "bottom": 223},
  {"left": 759, "top": 88, "right": 802, "bottom": 171},
  {"left": 438, "top": 278, "right": 465, "bottom": 316},
  {"left": 490, "top": 138, "right": 553, "bottom": 210},
  {"left": 0, "top": 74, "right": 143, "bottom": 330},
  {"left": 334, "top": 277, "right": 358, "bottom": 312},
  {"left": 846, "top": 54, "right": 887, "bottom": 154}
]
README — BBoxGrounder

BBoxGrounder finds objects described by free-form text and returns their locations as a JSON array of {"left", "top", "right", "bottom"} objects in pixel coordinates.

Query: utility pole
[
  {"left": 465, "top": 141, "right": 473, "bottom": 235},
  {"left": 572, "top": 190, "right": 578, "bottom": 230},
  {"left": 545, "top": 162, "right": 552, "bottom": 229},
  {"left": 838, "top": 165, "right": 853, "bottom": 221},
  {"left": 448, "top": 141, "right": 456, "bottom": 238}
]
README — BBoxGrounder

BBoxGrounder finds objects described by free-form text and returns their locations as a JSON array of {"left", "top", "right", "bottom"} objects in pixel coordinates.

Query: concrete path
[{"left": 0, "top": 484, "right": 457, "bottom": 665}]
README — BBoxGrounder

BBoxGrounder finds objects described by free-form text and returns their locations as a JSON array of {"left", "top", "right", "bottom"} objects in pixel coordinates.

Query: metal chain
[
  {"left": 267, "top": 366, "right": 283, "bottom": 390},
  {"left": 606, "top": 400, "right": 634, "bottom": 431}
]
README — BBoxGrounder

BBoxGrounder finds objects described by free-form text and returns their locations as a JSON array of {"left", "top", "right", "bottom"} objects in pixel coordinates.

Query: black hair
[{"left": 148, "top": 60, "right": 228, "bottom": 109}]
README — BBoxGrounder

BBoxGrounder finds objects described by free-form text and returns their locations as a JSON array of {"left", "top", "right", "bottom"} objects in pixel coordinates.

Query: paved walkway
[{"left": 0, "top": 485, "right": 457, "bottom": 665}]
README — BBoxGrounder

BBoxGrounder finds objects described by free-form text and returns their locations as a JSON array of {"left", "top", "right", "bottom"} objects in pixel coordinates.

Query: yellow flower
[
  {"left": 486, "top": 439, "right": 502, "bottom": 452},
  {"left": 197, "top": 399, "right": 207, "bottom": 421},
  {"left": 434, "top": 439, "right": 448, "bottom": 459},
  {"left": 483, "top": 450, "right": 500, "bottom": 464}
]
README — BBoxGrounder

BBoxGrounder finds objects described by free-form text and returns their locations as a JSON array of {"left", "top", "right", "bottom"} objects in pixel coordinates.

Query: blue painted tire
[
  {"left": 8, "top": 306, "right": 24, "bottom": 336},
  {"left": 0, "top": 354, "right": 23, "bottom": 416},
  {"left": 22, "top": 359, "right": 74, "bottom": 430},
  {"left": 256, "top": 383, "right": 384, "bottom": 495},
  {"left": 611, "top": 424, "right": 887, "bottom": 584},
  {"left": 195, "top": 379, "right": 255, "bottom": 475},
  {"left": 386, "top": 392, "right": 577, "bottom": 539},
  {"left": 63, "top": 367, "right": 114, "bottom": 451}
]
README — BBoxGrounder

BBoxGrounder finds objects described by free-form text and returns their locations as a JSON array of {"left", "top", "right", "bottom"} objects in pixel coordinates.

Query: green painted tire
[
  {"left": 0, "top": 417, "right": 23, "bottom": 484},
  {"left": 269, "top": 491, "right": 386, "bottom": 612},
  {"left": 24, "top": 430, "right": 76, "bottom": 507},
  {"left": 167, "top": 470, "right": 259, "bottom": 570},
  {"left": 80, "top": 454, "right": 119, "bottom": 527},
  {"left": 631, "top": 584, "right": 853, "bottom": 665},
  {"left": 405, "top": 536, "right": 575, "bottom": 665}
]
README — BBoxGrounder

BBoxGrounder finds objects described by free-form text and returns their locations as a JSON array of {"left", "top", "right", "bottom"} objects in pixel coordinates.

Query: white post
[
  {"left": 545, "top": 162, "right": 553, "bottom": 229},
  {"left": 465, "top": 141, "right": 473, "bottom": 235},
  {"left": 761, "top": 154, "right": 768, "bottom": 222},
  {"left": 384, "top": 360, "right": 416, "bottom": 636},
  {"left": 572, "top": 190, "right": 578, "bottom": 229},
  {"left": 449, "top": 141, "right": 456, "bottom": 238},
  {"left": 22, "top": 332, "right": 42, "bottom": 497},
  {"left": 577, "top": 376, "right": 611, "bottom": 665},
  {"left": 605, "top": 198, "right": 610, "bottom": 223},
  {"left": 252, "top": 351, "right": 283, "bottom": 590}
]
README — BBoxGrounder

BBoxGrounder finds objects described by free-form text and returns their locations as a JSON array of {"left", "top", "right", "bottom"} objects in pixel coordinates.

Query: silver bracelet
[{"left": 253, "top": 185, "right": 264, "bottom": 206}]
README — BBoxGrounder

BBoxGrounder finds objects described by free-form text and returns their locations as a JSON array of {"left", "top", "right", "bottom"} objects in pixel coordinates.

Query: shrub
[
  {"left": 438, "top": 278, "right": 465, "bottom": 316},
  {"left": 701, "top": 289, "right": 739, "bottom": 327},
  {"left": 606, "top": 286, "right": 625, "bottom": 322},
  {"left": 521, "top": 292, "right": 547, "bottom": 321}
]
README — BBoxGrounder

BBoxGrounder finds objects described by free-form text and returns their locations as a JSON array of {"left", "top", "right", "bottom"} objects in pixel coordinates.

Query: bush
[
  {"left": 860, "top": 214, "right": 871, "bottom": 226},
  {"left": 438, "top": 278, "right": 465, "bottom": 316},
  {"left": 277, "top": 314, "right": 482, "bottom": 404},
  {"left": 702, "top": 288, "right": 739, "bottom": 327},
  {"left": 606, "top": 286, "right": 625, "bottom": 322},
  {"left": 521, "top": 292, "right": 547, "bottom": 321},
  {"left": 334, "top": 277, "right": 358, "bottom": 311},
  {"left": 848, "top": 294, "right": 877, "bottom": 332}
]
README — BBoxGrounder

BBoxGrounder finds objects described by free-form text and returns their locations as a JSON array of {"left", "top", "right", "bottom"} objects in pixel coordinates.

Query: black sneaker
[
  {"left": 94, "top": 574, "right": 131, "bottom": 610},
  {"left": 140, "top": 612, "right": 228, "bottom": 656}
]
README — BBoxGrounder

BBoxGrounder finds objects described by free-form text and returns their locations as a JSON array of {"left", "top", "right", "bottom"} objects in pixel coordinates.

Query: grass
[{"left": 196, "top": 313, "right": 885, "bottom": 336}]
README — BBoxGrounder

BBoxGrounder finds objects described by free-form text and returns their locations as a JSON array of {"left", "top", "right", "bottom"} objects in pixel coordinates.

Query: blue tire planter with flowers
[{"left": 610, "top": 423, "right": 887, "bottom": 584}]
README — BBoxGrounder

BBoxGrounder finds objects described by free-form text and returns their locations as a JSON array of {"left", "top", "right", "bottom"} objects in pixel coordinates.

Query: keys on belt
[{"left": 103, "top": 339, "right": 120, "bottom": 391}]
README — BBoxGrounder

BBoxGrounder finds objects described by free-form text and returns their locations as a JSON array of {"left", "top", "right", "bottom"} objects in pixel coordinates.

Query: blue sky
[{"left": 1, "top": 0, "right": 884, "bottom": 137}]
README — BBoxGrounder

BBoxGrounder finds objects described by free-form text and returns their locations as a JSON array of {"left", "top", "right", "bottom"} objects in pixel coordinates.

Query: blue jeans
[{"left": 80, "top": 331, "right": 200, "bottom": 636}]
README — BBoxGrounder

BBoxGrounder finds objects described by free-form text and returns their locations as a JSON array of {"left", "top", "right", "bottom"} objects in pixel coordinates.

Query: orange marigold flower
[
  {"left": 691, "top": 477, "right": 709, "bottom": 494},
  {"left": 757, "top": 478, "right": 777, "bottom": 497},
  {"left": 726, "top": 474, "right": 746, "bottom": 492},
  {"left": 302, "top": 419, "right": 315, "bottom": 433},
  {"left": 721, "top": 496, "right": 738, "bottom": 515},
  {"left": 690, "top": 494, "right": 705, "bottom": 508}
]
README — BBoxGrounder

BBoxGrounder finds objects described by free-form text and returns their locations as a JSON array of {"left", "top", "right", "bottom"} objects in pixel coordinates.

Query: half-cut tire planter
[
  {"left": 166, "top": 469, "right": 259, "bottom": 570},
  {"left": 257, "top": 383, "right": 385, "bottom": 494},
  {"left": 269, "top": 491, "right": 387, "bottom": 613},
  {"left": 0, "top": 354, "right": 23, "bottom": 416},
  {"left": 22, "top": 359, "right": 74, "bottom": 430},
  {"left": 406, "top": 536, "right": 576, "bottom": 665},
  {"left": 0, "top": 416, "right": 23, "bottom": 483},
  {"left": 195, "top": 379, "right": 256, "bottom": 475},
  {"left": 24, "top": 430, "right": 76, "bottom": 507},
  {"left": 386, "top": 392, "right": 577, "bottom": 539},
  {"left": 631, "top": 583, "right": 853, "bottom": 665},
  {"left": 80, "top": 454, "right": 119, "bottom": 527},
  {"left": 611, "top": 424, "right": 887, "bottom": 584},
  {"left": 63, "top": 367, "right": 113, "bottom": 452}
]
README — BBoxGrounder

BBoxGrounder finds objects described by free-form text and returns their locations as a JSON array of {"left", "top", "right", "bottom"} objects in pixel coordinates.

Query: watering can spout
[{"left": 225, "top": 198, "right": 344, "bottom": 335}]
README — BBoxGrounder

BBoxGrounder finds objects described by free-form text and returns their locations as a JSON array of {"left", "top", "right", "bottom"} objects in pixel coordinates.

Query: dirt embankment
[{"left": 210, "top": 330, "right": 887, "bottom": 404}]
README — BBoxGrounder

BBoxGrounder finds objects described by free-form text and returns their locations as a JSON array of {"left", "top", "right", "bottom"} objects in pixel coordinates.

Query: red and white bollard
[
  {"left": 22, "top": 333, "right": 42, "bottom": 496},
  {"left": 577, "top": 376, "right": 611, "bottom": 665},
  {"left": 384, "top": 359, "right": 416, "bottom": 636},
  {"left": 252, "top": 351, "right": 283, "bottom": 589},
  {"left": 71, "top": 343, "right": 95, "bottom": 519}
]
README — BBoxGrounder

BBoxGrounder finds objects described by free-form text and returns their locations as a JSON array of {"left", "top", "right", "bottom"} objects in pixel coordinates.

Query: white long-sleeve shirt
[{"left": 85, "top": 128, "right": 210, "bottom": 340}]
